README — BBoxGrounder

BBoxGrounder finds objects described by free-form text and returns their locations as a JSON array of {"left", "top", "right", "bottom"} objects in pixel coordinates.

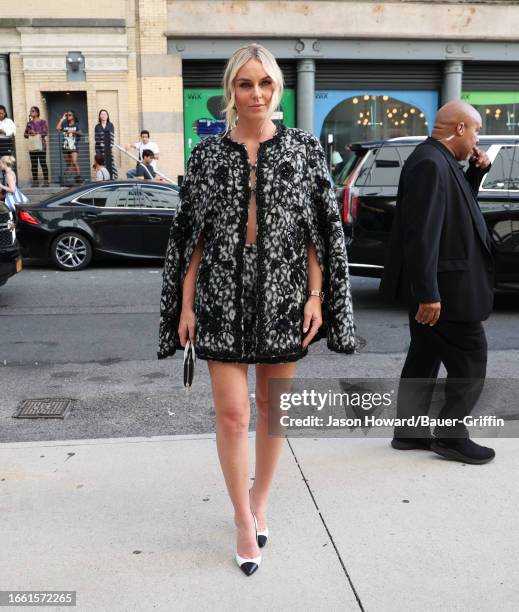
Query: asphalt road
[{"left": 1, "top": 260, "right": 518, "bottom": 442}]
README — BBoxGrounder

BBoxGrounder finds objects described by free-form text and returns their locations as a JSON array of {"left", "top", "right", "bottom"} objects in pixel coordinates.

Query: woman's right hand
[{"left": 178, "top": 307, "right": 196, "bottom": 348}]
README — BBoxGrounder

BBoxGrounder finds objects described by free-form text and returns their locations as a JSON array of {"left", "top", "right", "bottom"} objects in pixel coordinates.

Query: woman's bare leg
[
  {"left": 64, "top": 153, "right": 72, "bottom": 176},
  {"left": 250, "top": 362, "right": 298, "bottom": 530},
  {"left": 71, "top": 152, "right": 80, "bottom": 176},
  {"left": 207, "top": 360, "right": 259, "bottom": 559}
]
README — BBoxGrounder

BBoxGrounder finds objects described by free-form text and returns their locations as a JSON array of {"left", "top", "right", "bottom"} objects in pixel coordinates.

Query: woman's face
[
  {"left": 99, "top": 111, "right": 108, "bottom": 122},
  {"left": 0, "top": 108, "right": 6, "bottom": 121},
  {"left": 30, "top": 108, "right": 38, "bottom": 118},
  {"left": 66, "top": 112, "right": 74, "bottom": 123},
  {"left": 233, "top": 59, "right": 275, "bottom": 124}
]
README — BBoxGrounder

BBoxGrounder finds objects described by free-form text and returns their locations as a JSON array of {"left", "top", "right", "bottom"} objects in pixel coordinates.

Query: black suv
[
  {"left": 0, "top": 201, "right": 22, "bottom": 287},
  {"left": 336, "top": 136, "right": 519, "bottom": 290}
]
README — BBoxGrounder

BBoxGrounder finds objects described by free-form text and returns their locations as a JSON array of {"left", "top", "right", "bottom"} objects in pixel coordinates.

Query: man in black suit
[{"left": 380, "top": 100, "right": 495, "bottom": 464}]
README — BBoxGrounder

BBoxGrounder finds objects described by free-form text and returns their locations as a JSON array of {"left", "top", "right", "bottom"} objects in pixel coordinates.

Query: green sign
[
  {"left": 462, "top": 91, "right": 519, "bottom": 105},
  {"left": 183, "top": 88, "right": 296, "bottom": 163}
]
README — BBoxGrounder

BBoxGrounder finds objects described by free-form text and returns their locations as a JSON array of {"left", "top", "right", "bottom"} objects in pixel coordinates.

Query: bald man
[{"left": 381, "top": 100, "right": 495, "bottom": 464}]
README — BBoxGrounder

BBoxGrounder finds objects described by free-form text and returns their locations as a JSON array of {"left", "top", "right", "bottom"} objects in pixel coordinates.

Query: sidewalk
[{"left": 1, "top": 434, "right": 518, "bottom": 612}]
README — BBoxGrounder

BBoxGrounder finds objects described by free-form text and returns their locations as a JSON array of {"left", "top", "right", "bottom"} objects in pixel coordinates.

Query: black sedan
[{"left": 16, "top": 181, "right": 180, "bottom": 270}]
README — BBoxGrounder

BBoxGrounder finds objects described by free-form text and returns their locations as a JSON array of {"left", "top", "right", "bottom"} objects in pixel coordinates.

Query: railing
[{"left": 15, "top": 132, "right": 177, "bottom": 188}]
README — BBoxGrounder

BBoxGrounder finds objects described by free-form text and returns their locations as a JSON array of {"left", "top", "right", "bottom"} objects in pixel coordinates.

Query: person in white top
[
  {"left": 92, "top": 155, "right": 110, "bottom": 182},
  {"left": 0, "top": 105, "right": 16, "bottom": 156},
  {"left": 125, "top": 130, "right": 159, "bottom": 177}
]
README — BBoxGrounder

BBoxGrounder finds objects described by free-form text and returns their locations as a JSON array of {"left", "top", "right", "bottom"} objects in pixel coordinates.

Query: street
[{"left": 1, "top": 261, "right": 518, "bottom": 443}]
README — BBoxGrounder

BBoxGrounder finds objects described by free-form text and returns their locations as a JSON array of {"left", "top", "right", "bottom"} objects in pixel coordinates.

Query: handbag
[
  {"left": 27, "top": 134, "right": 43, "bottom": 152},
  {"left": 183, "top": 339, "right": 196, "bottom": 388},
  {"left": 5, "top": 187, "right": 29, "bottom": 213}
]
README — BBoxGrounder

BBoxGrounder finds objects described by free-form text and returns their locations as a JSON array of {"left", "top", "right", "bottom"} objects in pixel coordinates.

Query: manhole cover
[
  {"left": 14, "top": 398, "right": 73, "bottom": 419},
  {"left": 355, "top": 335, "right": 367, "bottom": 351}
]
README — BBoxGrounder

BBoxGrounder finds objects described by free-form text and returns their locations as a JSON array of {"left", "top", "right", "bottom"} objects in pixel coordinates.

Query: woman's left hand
[{"left": 302, "top": 296, "right": 323, "bottom": 348}]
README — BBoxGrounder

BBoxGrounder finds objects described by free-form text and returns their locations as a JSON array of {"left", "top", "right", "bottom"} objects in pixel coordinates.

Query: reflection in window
[
  {"left": 482, "top": 146, "right": 516, "bottom": 190},
  {"left": 140, "top": 186, "right": 179, "bottom": 209},
  {"left": 320, "top": 94, "right": 429, "bottom": 181}
]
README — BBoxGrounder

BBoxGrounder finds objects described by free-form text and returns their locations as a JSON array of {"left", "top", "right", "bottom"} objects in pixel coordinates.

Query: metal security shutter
[
  {"left": 463, "top": 63, "right": 519, "bottom": 91},
  {"left": 315, "top": 61, "right": 442, "bottom": 90},
  {"left": 182, "top": 60, "right": 297, "bottom": 88}
]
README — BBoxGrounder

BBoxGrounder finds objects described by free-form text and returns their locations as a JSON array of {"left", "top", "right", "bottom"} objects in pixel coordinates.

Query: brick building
[{"left": 0, "top": 1, "right": 518, "bottom": 186}]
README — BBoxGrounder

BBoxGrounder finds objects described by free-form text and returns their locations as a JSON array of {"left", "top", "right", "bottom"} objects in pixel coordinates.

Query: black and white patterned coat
[{"left": 158, "top": 124, "right": 356, "bottom": 363}]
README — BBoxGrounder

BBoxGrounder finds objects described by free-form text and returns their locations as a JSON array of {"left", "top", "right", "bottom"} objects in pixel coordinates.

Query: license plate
[{"left": 16, "top": 258, "right": 22, "bottom": 273}]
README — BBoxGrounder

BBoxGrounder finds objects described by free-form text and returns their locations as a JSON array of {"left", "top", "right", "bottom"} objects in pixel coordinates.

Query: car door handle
[
  {"left": 147, "top": 215, "right": 163, "bottom": 222},
  {"left": 84, "top": 212, "right": 97, "bottom": 218}
]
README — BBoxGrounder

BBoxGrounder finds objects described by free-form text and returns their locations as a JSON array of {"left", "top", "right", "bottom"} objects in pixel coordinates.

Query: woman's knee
[{"left": 217, "top": 402, "right": 250, "bottom": 436}]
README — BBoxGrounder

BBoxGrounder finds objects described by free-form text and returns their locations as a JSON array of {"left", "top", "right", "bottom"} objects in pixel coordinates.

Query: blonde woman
[
  {"left": 0, "top": 156, "right": 27, "bottom": 212},
  {"left": 159, "top": 44, "right": 355, "bottom": 575}
]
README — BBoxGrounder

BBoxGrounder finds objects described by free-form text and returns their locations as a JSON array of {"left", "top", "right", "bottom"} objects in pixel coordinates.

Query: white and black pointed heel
[
  {"left": 256, "top": 525, "right": 269, "bottom": 548},
  {"left": 249, "top": 489, "right": 269, "bottom": 548},
  {"left": 235, "top": 513, "right": 262, "bottom": 576}
]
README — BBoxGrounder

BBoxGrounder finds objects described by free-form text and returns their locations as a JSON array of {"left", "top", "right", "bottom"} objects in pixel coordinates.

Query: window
[
  {"left": 481, "top": 146, "right": 516, "bottom": 190},
  {"left": 358, "top": 147, "right": 402, "bottom": 187},
  {"left": 75, "top": 185, "right": 117, "bottom": 207},
  {"left": 113, "top": 187, "right": 139, "bottom": 208},
  {"left": 139, "top": 186, "right": 179, "bottom": 209}
]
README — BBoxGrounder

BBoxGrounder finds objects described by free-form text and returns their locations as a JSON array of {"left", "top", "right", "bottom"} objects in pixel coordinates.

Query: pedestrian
[
  {"left": 94, "top": 109, "right": 117, "bottom": 179},
  {"left": 55, "top": 110, "right": 82, "bottom": 184},
  {"left": 380, "top": 100, "right": 495, "bottom": 464},
  {"left": 0, "top": 105, "right": 16, "bottom": 157},
  {"left": 158, "top": 43, "right": 355, "bottom": 576},
  {"left": 125, "top": 130, "right": 159, "bottom": 178},
  {"left": 0, "top": 156, "right": 28, "bottom": 213},
  {"left": 24, "top": 106, "right": 49, "bottom": 187},
  {"left": 135, "top": 149, "right": 160, "bottom": 180},
  {"left": 92, "top": 155, "right": 110, "bottom": 181}
]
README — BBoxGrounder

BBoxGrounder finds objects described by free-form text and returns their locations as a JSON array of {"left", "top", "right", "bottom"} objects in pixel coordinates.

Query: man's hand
[
  {"left": 469, "top": 147, "right": 491, "bottom": 169},
  {"left": 415, "top": 302, "right": 441, "bottom": 326}
]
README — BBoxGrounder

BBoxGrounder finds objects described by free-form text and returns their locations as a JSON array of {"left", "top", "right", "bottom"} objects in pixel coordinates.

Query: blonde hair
[
  {"left": 222, "top": 44, "right": 284, "bottom": 131},
  {"left": 0, "top": 155, "right": 16, "bottom": 169}
]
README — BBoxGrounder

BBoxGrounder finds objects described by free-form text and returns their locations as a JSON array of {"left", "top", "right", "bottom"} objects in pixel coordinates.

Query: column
[
  {"left": 442, "top": 60, "right": 463, "bottom": 105},
  {"left": 0, "top": 54, "right": 12, "bottom": 117},
  {"left": 297, "top": 58, "right": 315, "bottom": 134}
]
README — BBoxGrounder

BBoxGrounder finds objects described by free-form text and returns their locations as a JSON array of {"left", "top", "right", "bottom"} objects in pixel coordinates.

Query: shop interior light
[
  {"left": 360, "top": 112, "right": 364, "bottom": 117},
  {"left": 410, "top": 108, "right": 416, "bottom": 114},
  {"left": 394, "top": 121, "right": 399, "bottom": 126},
  {"left": 392, "top": 108, "right": 397, "bottom": 114},
  {"left": 364, "top": 95, "right": 370, "bottom": 101},
  {"left": 424, "top": 121, "right": 428, "bottom": 126},
  {"left": 383, "top": 95, "right": 389, "bottom": 101},
  {"left": 403, "top": 113, "right": 409, "bottom": 118},
  {"left": 352, "top": 98, "right": 359, "bottom": 104},
  {"left": 486, "top": 108, "right": 491, "bottom": 114},
  {"left": 357, "top": 120, "right": 361, "bottom": 125},
  {"left": 419, "top": 112, "right": 424, "bottom": 118},
  {"left": 388, "top": 113, "right": 393, "bottom": 118},
  {"left": 371, "top": 96, "right": 376, "bottom": 100}
]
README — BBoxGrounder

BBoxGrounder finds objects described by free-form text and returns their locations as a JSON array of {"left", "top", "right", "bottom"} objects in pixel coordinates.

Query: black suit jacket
[{"left": 380, "top": 137, "right": 494, "bottom": 322}]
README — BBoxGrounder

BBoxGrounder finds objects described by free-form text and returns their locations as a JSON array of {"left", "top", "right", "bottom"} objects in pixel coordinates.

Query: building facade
[{"left": 1, "top": 1, "right": 518, "bottom": 185}]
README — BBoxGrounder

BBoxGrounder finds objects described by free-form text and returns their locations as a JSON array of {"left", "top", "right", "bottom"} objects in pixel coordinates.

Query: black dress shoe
[
  {"left": 391, "top": 437, "right": 433, "bottom": 451},
  {"left": 431, "top": 438, "right": 495, "bottom": 465}
]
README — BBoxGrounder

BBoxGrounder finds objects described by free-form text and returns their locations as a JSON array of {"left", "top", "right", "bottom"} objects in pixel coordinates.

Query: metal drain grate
[{"left": 14, "top": 398, "right": 73, "bottom": 419}]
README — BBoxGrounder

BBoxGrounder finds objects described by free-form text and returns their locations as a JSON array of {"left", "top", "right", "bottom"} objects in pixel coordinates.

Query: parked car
[
  {"left": 0, "top": 201, "right": 22, "bottom": 287},
  {"left": 337, "top": 135, "right": 519, "bottom": 290},
  {"left": 16, "top": 181, "right": 180, "bottom": 271}
]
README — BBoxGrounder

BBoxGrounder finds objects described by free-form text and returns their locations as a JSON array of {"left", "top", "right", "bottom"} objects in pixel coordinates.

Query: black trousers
[
  {"left": 395, "top": 311, "right": 488, "bottom": 439},
  {"left": 29, "top": 151, "right": 49, "bottom": 182}
]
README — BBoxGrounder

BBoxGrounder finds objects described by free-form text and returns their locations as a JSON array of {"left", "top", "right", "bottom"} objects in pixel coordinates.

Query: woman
[
  {"left": 0, "top": 156, "right": 27, "bottom": 212},
  {"left": 158, "top": 44, "right": 355, "bottom": 576},
  {"left": 55, "top": 110, "right": 82, "bottom": 183},
  {"left": 24, "top": 106, "right": 49, "bottom": 187},
  {"left": 0, "top": 105, "right": 16, "bottom": 157},
  {"left": 94, "top": 109, "right": 116, "bottom": 179},
  {"left": 92, "top": 155, "right": 110, "bottom": 181}
]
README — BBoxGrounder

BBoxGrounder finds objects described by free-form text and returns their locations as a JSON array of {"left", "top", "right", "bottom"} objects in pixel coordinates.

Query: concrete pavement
[{"left": 1, "top": 433, "right": 517, "bottom": 612}]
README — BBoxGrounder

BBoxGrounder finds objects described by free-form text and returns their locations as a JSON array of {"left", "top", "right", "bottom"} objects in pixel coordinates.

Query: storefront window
[
  {"left": 317, "top": 93, "right": 431, "bottom": 182},
  {"left": 462, "top": 92, "right": 519, "bottom": 136}
]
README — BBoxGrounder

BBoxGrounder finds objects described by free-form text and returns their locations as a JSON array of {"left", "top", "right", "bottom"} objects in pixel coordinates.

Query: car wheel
[{"left": 51, "top": 232, "right": 93, "bottom": 271}]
